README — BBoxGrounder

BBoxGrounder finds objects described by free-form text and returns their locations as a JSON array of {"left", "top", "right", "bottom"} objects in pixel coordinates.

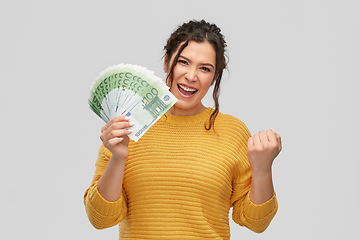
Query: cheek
[
  {"left": 166, "top": 67, "right": 179, "bottom": 87},
  {"left": 173, "top": 65, "right": 186, "bottom": 78},
  {"left": 202, "top": 75, "right": 215, "bottom": 89}
]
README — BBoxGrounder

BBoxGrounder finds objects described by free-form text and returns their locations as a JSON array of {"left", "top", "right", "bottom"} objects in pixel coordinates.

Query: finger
[
  {"left": 101, "top": 115, "right": 131, "bottom": 133},
  {"left": 104, "top": 129, "right": 131, "bottom": 149},
  {"left": 108, "top": 137, "right": 124, "bottom": 148},
  {"left": 102, "top": 120, "right": 135, "bottom": 136},
  {"left": 107, "top": 129, "right": 132, "bottom": 140},
  {"left": 101, "top": 125, "right": 132, "bottom": 145},
  {"left": 113, "top": 115, "right": 131, "bottom": 122},
  {"left": 252, "top": 133, "right": 261, "bottom": 146},
  {"left": 270, "top": 128, "right": 281, "bottom": 143},
  {"left": 247, "top": 136, "right": 254, "bottom": 147},
  {"left": 276, "top": 134, "right": 282, "bottom": 151},
  {"left": 267, "top": 130, "right": 282, "bottom": 153},
  {"left": 110, "top": 120, "right": 135, "bottom": 131},
  {"left": 258, "top": 130, "right": 268, "bottom": 143},
  {"left": 266, "top": 129, "right": 277, "bottom": 143}
]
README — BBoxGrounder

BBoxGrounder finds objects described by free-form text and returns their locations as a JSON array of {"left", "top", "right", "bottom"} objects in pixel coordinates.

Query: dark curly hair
[{"left": 164, "top": 19, "right": 228, "bottom": 130}]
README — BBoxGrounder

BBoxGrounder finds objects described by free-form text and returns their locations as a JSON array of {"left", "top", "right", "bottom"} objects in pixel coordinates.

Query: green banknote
[{"left": 89, "top": 64, "right": 177, "bottom": 142}]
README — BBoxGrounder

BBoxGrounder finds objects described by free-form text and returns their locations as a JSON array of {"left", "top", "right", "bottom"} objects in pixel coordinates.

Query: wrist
[
  {"left": 110, "top": 154, "right": 127, "bottom": 165},
  {"left": 251, "top": 171, "right": 273, "bottom": 185},
  {"left": 250, "top": 166, "right": 272, "bottom": 178},
  {"left": 250, "top": 168, "right": 274, "bottom": 204}
]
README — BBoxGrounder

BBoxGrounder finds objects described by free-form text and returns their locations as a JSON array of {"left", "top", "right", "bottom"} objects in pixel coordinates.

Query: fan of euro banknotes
[{"left": 88, "top": 64, "right": 177, "bottom": 142}]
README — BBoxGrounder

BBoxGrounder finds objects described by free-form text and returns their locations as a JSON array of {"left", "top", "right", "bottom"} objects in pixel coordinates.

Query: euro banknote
[{"left": 89, "top": 64, "right": 177, "bottom": 142}]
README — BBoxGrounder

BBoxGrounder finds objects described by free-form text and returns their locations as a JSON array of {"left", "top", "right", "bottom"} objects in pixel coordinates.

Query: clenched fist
[{"left": 247, "top": 129, "right": 282, "bottom": 175}]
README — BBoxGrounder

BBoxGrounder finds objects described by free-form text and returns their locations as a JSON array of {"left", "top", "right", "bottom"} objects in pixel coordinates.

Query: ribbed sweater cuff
[
  {"left": 243, "top": 192, "right": 278, "bottom": 220},
  {"left": 87, "top": 183, "right": 124, "bottom": 216}
]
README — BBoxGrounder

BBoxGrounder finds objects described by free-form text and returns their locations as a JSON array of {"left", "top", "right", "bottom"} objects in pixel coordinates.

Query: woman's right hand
[{"left": 100, "top": 116, "right": 135, "bottom": 160}]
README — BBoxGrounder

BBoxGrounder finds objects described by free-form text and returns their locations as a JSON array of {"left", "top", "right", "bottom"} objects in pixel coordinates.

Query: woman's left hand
[{"left": 247, "top": 129, "right": 282, "bottom": 175}]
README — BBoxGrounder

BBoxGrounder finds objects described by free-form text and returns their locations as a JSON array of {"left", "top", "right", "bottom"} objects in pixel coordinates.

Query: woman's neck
[{"left": 166, "top": 104, "right": 207, "bottom": 116}]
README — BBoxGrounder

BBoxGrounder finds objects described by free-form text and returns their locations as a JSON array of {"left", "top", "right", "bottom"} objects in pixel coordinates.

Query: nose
[{"left": 185, "top": 69, "right": 197, "bottom": 82}]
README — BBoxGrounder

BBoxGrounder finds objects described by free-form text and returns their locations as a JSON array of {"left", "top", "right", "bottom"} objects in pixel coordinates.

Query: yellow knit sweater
[{"left": 84, "top": 108, "right": 278, "bottom": 239}]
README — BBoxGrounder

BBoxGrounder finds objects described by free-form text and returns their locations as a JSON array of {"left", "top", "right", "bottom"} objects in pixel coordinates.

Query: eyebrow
[{"left": 179, "top": 55, "right": 215, "bottom": 69}]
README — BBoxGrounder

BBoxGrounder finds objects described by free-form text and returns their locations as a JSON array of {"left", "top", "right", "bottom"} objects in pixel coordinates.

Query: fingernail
[
  {"left": 129, "top": 121, "right": 135, "bottom": 127},
  {"left": 119, "top": 137, "right": 124, "bottom": 141},
  {"left": 124, "top": 116, "right": 130, "bottom": 120},
  {"left": 127, "top": 129, "right": 133, "bottom": 133},
  {"left": 271, "top": 128, "right": 275, "bottom": 132}
]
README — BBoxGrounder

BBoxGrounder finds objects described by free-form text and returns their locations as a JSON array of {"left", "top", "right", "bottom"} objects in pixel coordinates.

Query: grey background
[{"left": 0, "top": 0, "right": 358, "bottom": 239}]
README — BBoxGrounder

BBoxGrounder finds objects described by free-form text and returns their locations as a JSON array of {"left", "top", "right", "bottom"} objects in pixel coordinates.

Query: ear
[{"left": 163, "top": 54, "right": 171, "bottom": 86}]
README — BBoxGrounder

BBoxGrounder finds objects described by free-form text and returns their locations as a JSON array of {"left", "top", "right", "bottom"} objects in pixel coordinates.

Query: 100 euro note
[{"left": 88, "top": 64, "right": 177, "bottom": 142}]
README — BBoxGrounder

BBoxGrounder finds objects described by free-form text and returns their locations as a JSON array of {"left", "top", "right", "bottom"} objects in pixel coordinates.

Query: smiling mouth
[{"left": 177, "top": 84, "right": 198, "bottom": 96}]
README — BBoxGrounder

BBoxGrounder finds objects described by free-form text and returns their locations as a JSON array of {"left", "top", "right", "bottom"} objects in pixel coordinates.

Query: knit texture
[{"left": 84, "top": 108, "right": 278, "bottom": 239}]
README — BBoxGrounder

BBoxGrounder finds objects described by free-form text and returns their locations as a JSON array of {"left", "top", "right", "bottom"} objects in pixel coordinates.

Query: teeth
[{"left": 179, "top": 84, "right": 197, "bottom": 92}]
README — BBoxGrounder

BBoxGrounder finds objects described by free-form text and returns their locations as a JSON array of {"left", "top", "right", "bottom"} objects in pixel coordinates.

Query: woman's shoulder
[
  {"left": 216, "top": 111, "right": 242, "bottom": 122},
  {"left": 215, "top": 111, "right": 251, "bottom": 137},
  {"left": 216, "top": 111, "right": 248, "bottom": 127}
]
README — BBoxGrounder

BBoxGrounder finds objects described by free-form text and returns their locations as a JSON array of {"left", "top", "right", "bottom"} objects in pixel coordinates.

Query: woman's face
[{"left": 164, "top": 41, "right": 216, "bottom": 116}]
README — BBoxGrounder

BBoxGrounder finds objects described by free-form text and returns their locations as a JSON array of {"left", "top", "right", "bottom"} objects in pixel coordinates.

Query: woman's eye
[
  {"left": 178, "top": 60, "right": 188, "bottom": 65},
  {"left": 201, "top": 67, "right": 211, "bottom": 72}
]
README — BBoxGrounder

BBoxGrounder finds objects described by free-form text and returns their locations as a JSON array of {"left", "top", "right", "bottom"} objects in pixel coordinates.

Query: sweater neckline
[{"left": 159, "top": 107, "right": 213, "bottom": 125}]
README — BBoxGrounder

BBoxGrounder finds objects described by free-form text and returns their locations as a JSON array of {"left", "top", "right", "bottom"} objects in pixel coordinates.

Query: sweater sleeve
[
  {"left": 84, "top": 145, "right": 128, "bottom": 229},
  {"left": 230, "top": 125, "right": 278, "bottom": 233}
]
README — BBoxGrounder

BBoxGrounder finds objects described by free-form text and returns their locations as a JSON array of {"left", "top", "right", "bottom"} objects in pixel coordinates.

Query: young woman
[{"left": 84, "top": 19, "right": 282, "bottom": 239}]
